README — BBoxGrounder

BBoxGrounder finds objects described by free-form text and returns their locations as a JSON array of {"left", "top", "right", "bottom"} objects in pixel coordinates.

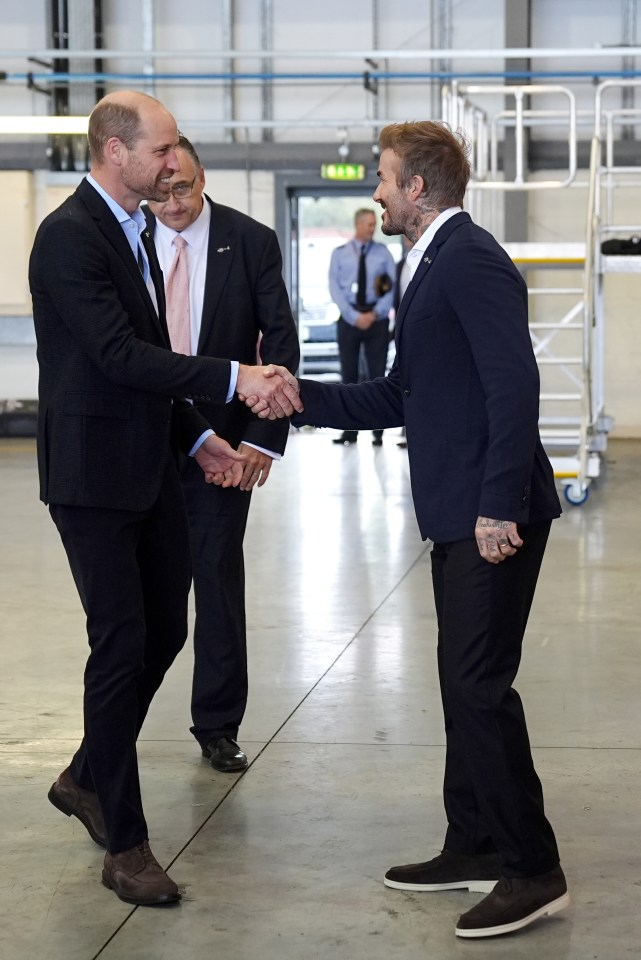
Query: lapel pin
[
  {"left": 423, "top": 256, "right": 432, "bottom": 264},
  {"left": 217, "top": 245, "right": 231, "bottom": 253}
]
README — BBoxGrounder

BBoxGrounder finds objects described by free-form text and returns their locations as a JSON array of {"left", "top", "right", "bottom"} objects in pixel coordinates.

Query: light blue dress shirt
[{"left": 328, "top": 238, "right": 396, "bottom": 326}]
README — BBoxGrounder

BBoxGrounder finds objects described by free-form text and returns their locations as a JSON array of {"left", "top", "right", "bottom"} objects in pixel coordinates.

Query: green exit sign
[{"left": 320, "top": 163, "right": 366, "bottom": 181}]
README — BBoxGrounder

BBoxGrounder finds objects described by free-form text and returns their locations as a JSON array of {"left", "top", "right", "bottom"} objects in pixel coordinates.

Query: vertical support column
[
  {"left": 222, "top": 0, "right": 236, "bottom": 143},
  {"left": 622, "top": 0, "right": 637, "bottom": 140},
  {"left": 430, "top": 0, "right": 452, "bottom": 120},
  {"left": 504, "top": 0, "right": 531, "bottom": 241},
  {"left": 261, "top": 0, "right": 274, "bottom": 142},
  {"left": 369, "top": 0, "right": 380, "bottom": 124},
  {"left": 140, "top": 0, "right": 155, "bottom": 96}
]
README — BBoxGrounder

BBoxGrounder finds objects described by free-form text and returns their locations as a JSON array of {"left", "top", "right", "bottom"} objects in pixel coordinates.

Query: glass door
[{"left": 291, "top": 190, "right": 401, "bottom": 380}]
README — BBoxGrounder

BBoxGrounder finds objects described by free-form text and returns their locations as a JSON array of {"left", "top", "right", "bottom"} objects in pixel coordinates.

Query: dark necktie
[{"left": 357, "top": 243, "right": 367, "bottom": 307}]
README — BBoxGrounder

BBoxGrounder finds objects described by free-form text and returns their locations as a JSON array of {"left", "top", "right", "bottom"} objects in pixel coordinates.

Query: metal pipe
[
  {"left": 9, "top": 69, "right": 641, "bottom": 84},
  {"left": 622, "top": 0, "right": 638, "bottom": 133},
  {"left": 140, "top": 0, "right": 155, "bottom": 94},
  {"left": 594, "top": 77, "right": 641, "bottom": 134},
  {"left": 7, "top": 45, "right": 641, "bottom": 61},
  {"left": 261, "top": 0, "right": 274, "bottom": 142},
  {"left": 221, "top": 0, "right": 235, "bottom": 142}
]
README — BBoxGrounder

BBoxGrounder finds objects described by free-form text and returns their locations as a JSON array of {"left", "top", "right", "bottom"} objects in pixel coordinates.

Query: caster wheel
[{"left": 563, "top": 482, "right": 590, "bottom": 506}]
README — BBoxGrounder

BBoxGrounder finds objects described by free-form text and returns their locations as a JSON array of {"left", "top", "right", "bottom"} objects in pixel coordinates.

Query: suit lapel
[
  {"left": 78, "top": 180, "right": 170, "bottom": 344},
  {"left": 395, "top": 212, "right": 471, "bottom": 345},
  {"left": 198, "top": 197, "right": 236, "bottom": 354}
]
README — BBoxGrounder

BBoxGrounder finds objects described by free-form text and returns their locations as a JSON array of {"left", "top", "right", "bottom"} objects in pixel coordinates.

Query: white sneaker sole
[
  {"left": 384, "top": 878, "right": 497, "bottom": 893},
  {"left": 455, "top": 890, "right": 571, "bottom": 938}
]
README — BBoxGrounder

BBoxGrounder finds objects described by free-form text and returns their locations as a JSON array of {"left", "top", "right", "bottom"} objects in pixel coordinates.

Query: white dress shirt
[{"left": 405, "top": 206, "right": 463, "bottom": 281}]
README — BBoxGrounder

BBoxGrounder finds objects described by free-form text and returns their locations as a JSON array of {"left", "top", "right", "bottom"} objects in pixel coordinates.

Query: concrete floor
[{"left": 1, "top": 430, "right": 639, "bottom": 960}]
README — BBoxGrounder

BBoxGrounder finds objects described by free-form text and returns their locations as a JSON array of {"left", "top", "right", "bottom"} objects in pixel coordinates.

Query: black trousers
[
  {"left": 431, "top": 521, "right": 560, "bottom": 877},
  {"left": 336, "top": 316, "right": 389, "bottom": 385},
  {"left": 180, "top": 455, "right": 251, "bottom": 747},
  {"left": 49, "top": 458, "right": 191, "bottom": 854},
  {"left": 336, "top": 317, "right": 389, "bottom": 439}
]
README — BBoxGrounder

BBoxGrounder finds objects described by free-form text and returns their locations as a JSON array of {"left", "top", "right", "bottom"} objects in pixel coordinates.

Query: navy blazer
[
  {"left": 293, "top": 212, "right": 561, "bottom": 542},
  {"left": 29, "top": 178, "right": 235, "bottom": 511},
  {"left": 144, "top": 197, "right": 299, "bottom": 454}
]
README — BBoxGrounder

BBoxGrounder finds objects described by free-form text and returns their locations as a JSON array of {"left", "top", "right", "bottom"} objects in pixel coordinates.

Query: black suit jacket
[
  {"left": 144, "top": 196, "right": 299, "bottom": 453},
  {"left": 293, "top": 212, "right": 561, "bottom": 542},
  {"left": 29, "top": 178, "right": 235, "bottom": 511}
]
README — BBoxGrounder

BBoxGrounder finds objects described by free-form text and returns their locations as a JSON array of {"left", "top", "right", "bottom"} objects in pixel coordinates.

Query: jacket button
[{"left": 403, "top": 387, "right": 411, "bottom": 397}]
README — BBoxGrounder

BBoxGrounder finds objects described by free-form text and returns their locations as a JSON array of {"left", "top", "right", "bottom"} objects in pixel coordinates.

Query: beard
[
  {"left": 380, "top": 208, "right": 404, "bottom": 236},
  {"left": 121, "top": 158, "right": 171, "bottom": 203}
]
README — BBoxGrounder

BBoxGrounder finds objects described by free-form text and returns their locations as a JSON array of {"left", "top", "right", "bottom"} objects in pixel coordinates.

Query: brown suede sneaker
[
  {"left": 48, "top": 768, "right": 106, "bottom": 847},
  {"left": 384, "top": 849, "right": 502, "bottom": 892},
  {"left": 455, "top": 865, "right": 570, "bottom": 938},
  {"left": 102, "top": 841, "right": 181, "bottom": 906}
]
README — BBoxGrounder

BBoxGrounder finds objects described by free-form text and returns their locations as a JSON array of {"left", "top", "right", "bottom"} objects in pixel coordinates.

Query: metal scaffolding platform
[{"left": 440, "top": 80, "right": 641, "bottom": 505}]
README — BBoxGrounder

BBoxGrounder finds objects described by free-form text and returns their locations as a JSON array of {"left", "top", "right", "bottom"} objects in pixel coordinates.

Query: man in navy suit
[
  {"left": 30, "top": 91, "right": 301, "bottom": 906},
  {"left": 275, "top": 121, "right": 568, "bottom": 939},
  {"left": 146, "top": 137, "right": 299, "bottom": 774}
]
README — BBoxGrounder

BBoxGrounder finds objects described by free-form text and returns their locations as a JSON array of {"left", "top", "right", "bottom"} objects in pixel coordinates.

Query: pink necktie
[{"left": 165, "top": 235, "right": 191, "bottom": 354}]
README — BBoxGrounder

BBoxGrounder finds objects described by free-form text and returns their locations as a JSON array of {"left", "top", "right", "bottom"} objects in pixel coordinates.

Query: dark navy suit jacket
[{"left": 293, "top": 212, "right": 561, "bottom": 542}]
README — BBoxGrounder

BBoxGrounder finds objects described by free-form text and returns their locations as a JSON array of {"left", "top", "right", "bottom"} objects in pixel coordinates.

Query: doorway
[{"left": 283, "top": 187, "right": 401, "bottom": 379}]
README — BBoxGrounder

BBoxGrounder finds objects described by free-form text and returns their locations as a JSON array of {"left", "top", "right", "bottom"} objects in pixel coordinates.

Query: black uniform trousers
[
  {"left": 49, "top": 456, "right": 191, "bottom": 854},
  {"left": 431, "top": 520, "right": 560, "bottom": 878},
  {"left": 180, "top": 455, "right": 251, "bottom": 747},
  {"left": 336, "top": 315, "right": 389, "bottom": 385},
  {"left": 336, "top": 316, "right": 389, "bottom": 440}
]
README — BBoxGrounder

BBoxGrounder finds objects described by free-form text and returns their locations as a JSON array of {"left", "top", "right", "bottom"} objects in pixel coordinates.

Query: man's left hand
[
  {"left": 238, "top": 444, "right": 273, "bottom": 491},
  {"left": 195, "top": 435, "right": 245, "bottom": 487},
  {"left": 475, "top": 517, "right": 523, "bottom": 564}
]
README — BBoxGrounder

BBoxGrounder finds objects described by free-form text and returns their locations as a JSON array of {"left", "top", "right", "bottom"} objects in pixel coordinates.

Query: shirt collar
[
  {"left": 86, "top": 173, "right": 146, "bottom": 233},
  {"left": 405, "top": 206, "right": 463, "bottom": 279}
]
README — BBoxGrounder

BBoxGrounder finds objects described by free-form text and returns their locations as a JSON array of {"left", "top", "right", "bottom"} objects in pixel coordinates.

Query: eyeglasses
[{"left": 169, "top": 176, "right": 197, "bottom": 199}]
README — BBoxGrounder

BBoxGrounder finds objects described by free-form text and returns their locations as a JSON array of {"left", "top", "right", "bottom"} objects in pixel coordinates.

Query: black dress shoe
[
  {"left": 332, "top": 431, "right": 358, "bottom": 445},
  {"left": 202, "top": 736, "right": 248, "bottom": 773},
  {"left": 48, "top": 767, "right": 107, "bottom": 847}
]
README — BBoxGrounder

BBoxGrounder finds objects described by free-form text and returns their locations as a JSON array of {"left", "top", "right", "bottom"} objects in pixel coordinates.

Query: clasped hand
[
  {"left": 475, "top": 517, "right": 523, "bottom": 564},
  {"left": 194, "top": 435, "right": 246, "bottom": 487},
  {"left": 236, "top": 363, "right": 303, "bottom": 420}
]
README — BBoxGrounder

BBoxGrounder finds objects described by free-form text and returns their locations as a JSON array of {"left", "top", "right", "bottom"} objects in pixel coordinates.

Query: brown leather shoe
[
  {"left": 102, "top": 841, "right": 181, "bottom": 906},
  {"left": 48, "top": 768, "right": 106, "bottom": 847}
]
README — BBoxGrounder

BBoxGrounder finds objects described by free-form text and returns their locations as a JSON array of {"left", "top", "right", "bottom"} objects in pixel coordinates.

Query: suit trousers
[
  {"left": 431, "top": 521, "right": 560, "bottom": 878},
  {"left": 49, "top": 457, "right": 191, "bottom": 854},
  {"left": 180, "top": 456, "right": 251, "bottom": 746}
]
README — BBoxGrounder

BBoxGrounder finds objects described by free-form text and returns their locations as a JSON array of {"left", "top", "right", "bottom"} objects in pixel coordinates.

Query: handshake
[
  {"left": 194, "top": 364, "right": 303, "bottom": 487},
  {"left": 236, "top": 363, "right": 302, "bottom": 420}
]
